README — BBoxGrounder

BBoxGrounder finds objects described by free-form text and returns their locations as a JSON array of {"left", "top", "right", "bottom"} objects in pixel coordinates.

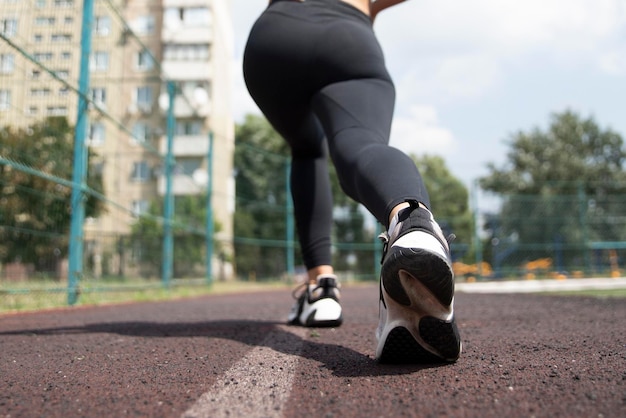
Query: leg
[
  {"left": 312, "top": 78, "right": 431, "bottom": 227},
  {"left": 313, "top": 78, "right": 461, "bottom": 362}
]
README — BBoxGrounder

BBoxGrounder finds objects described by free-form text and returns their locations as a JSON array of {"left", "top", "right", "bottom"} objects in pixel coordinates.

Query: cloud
[
  {"left": 390, "top": 105, "right": 456, "bottom": 156},
  {"left": 392, "top": 53, "right": 503, "bottom": 106},
  {"left": 599, "top": 49, "right": 626, "bottom": 75},
  {"left": 375, "top": 0, "right": 626, "bottom": 106}
]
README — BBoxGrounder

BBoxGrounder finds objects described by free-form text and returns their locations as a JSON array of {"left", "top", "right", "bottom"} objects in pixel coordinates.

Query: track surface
[{"left": 1, "top": 283, "right": 625, "bottom": 417}]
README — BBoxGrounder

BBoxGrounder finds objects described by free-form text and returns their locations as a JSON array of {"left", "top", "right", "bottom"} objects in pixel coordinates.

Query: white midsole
[{"left": 301, "top": 298, "right": 342, "bottom": 322}]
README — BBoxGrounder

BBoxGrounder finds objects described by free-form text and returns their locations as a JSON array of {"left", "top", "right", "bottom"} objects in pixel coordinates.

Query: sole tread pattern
[{"left": 377, "top": 326, "right": 446, "bottom": 364}]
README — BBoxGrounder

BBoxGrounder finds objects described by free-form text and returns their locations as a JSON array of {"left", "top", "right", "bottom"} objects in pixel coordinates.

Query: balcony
[
  {"left": 159, "top": 134, "right": 209, "bottom": 157},
  {"left": 157, "top": 172, "right": 208, "bottom": 196}
]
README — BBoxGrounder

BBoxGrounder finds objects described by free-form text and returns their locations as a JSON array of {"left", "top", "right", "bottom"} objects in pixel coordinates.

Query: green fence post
[
  {"left": 578, "top": 182, "right": 591, "bottom": 274},
  {"left": 67, "top": 0, "right": 94, "bottom": 305},
  {"left": 285, "top": 160, "right": 295, "bottom": 277},
  {"left": 472, "top": 179, "right": 483, "bottom": 279},
  {"left": 206, "top": 131, "right": 214, "bottom": 285},
  {"left": 162, "top": 81, "right": 175, "bottom": 288}
]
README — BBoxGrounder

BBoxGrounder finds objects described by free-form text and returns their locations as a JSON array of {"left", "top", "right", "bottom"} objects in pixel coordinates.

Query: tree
[
  {"left": 234, "top": 115, "right": 374, "bottom": 279},
  {"left": 411, "top": 154, "right": 473, "bottom": 261},
  {"left": 0, "top": 117, "right": 104, "bottom": 274},
  {"left": 479, "top": 110, "right": 626, "bottom": 272},
  {"left": 129, "top": 194, "right": 221, "bottom": 279},
  {"left": 328, "top": 161, "right": 375, "bottom": 277},
  {"left": 234, "top": 115, "right": 291, "bottom": 280}
]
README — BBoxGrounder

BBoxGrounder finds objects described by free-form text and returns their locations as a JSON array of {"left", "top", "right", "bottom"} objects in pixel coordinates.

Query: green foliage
[
  {"left": 327, "top": 159, "right": 375, "bottom": 275},
  {"left": 234, "top": 115, "right": 291, "bottom": 279},
  {"left": 481, "top": 110, "right": 626, "bottom": 192},
  {"left": 233, "top": 115, "right": 471, "bottom": 278},
  {"left": 0, "top": 117, "right": 104, "bottom": 271},
  {"left": 479, "top": 110, "right": 626, "bottom": 270},
  {"left": 129, "top": 195, "right": 220, "bottom": 278},
  {"left": 412, "top": 154, "right": 472, "bottom": 238},
  {"left": 411, "top": 154, "right": 473, "bottom": 261}
]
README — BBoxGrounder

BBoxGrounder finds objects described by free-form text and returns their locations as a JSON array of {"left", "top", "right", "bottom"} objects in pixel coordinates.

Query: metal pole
[
  {"left": 67, "top": 0, "right": 94, "bottom": 305},
  {"left": 285, "top": 160, "right": 295, "bottom": 276},
  {"left": 472, "top": 179, "right": 483, "bottom": 278},
  {"left": 162, "top": 81, "right": 175, "bottom": 288},
  {"left": 578, "top": 182, "right": 590, "bottom": 273},
  {"left": 205, "top": 131, "right": 214, "bottom": 285}
]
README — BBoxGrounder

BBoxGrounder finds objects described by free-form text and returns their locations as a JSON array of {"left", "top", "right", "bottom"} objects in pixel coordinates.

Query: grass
[
  {"left": 0, "top": 278, "right": 292, "bottom": 315},
  {"left": 2, "top": 277, "right": 625, "bottom": 315}
]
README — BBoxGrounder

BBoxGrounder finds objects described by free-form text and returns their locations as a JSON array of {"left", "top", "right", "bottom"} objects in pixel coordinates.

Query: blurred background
[{"left": 1, "top": 0, "right": 624, "bottom": 311}]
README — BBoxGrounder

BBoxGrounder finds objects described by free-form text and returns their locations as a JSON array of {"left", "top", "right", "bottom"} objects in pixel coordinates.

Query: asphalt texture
[{"left": 1, "top": 282, "right": 625, "bottom": 418}]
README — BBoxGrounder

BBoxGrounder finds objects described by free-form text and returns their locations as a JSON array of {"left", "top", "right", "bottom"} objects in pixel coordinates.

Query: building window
[
  {"left": 136, "top": 49, "right": 154, "bottom": 71},
  {"left": 93, "top": 16, "right": 110, "bottom": 36},
  {"left": 0, "top": 90, "right": 10, "bottom": 111},
  {"left": 31, "top": 88, "right": 51, "bottom": 96},
  {"left": 164, "top": 7, "right": 212, "bottom": 28},
  {"left": 163, "top": 44, "right": 210, "bottom": 61},
  {"left": 90, "top": 51, "right": 109, "bottom": 72},
  {"left": 132, "top": 15, "right": 155, "bottom": 35},
  {"left": 59, "top": 87, "right": 69, "bottom": 96},
  {"left": 131, "top": 122, "right": 150, "bottom": 144},
  {"left": 88, "top": 122, "right": 105, "bottom": 146},
  {"left": 91, "top": 87, "right": 106, "bottom": 108},
  {"left": 132, "top": 200, "right": 150, "bottom": 216},
  {"left": 51, "top": 33, "right": 72, "bottom": 43},
  {"left": 135, "top": 86, "right": 153, "bottom": 112},
  {"left": 27, "top": 106, "right": 38, "bottom": 116},
  {"left": 176, "top": 158, "right": 202, "bottom": 176},
  {"left": 54, "top": 0, "right": 74, "bottom": 7},
  {"left": 61, "top": 51, "right": 71, "bottom": 60},
  {"left": 1, "top": 19, "right": 17, "bottom": 38},
  {"left": 176, "top": 120, "right": 203, "bottom": 136},
  {"left": 33, "top": 34, "right": 43, "bottom": 43},
  {"left": 34, "top": 52, "right": 53, "bottom": 61},
  {"left": 0, "top": 54, "right": 14, "bottom": 74},
  {"left": 35, "top": 17, "right": 56, "bottom": 26},
  {"left": 131, "top": 161, "right": 150, "bottom": 182},
  {"left": 46, "top": 106, "right": 67, "bottom": 116},
  {"left": 64, "top": 16, "right": 73, "bottom": 25},
  {"left": 54, "top": 69, "right": 69, "bottom": 79}
]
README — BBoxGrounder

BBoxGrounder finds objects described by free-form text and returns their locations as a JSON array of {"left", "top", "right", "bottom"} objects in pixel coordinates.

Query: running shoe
[
  {"left": 288, "top": 274, "right": 343, "bottom": 327},
  {"left": 376, "top": 202, "right": 461, "bottom": 363}
]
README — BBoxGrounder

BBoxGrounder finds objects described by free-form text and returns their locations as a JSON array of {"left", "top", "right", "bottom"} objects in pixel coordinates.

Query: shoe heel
[{"left": 382, "top": 246, "right": 454, "bottom": 312}]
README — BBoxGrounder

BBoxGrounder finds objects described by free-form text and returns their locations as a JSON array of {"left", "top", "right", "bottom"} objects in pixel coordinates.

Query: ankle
[{"left": 307, "top": 265, "right": 334, "bottom": 284}]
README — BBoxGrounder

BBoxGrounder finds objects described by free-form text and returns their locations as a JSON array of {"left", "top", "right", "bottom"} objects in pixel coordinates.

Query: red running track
[{"left": 1, "top": 284, "right": 624, "bottom": 417}]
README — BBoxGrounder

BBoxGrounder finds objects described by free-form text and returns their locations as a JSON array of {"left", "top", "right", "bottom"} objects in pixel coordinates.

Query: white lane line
[
  {"left": 182, "top": 325, "right": 308, "bottom": 418},
  {"left": 456, "top": 277, "right": 626, "bottom": 294}
]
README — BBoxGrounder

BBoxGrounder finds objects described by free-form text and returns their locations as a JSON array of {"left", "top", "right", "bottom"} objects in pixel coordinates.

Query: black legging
[{"left": 243, "top": 0, "right": 430, "bottom": 269}]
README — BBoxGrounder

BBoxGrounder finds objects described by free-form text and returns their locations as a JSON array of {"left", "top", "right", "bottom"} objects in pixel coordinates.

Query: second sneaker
[{"left": 288, "top": 274, "right": 343, "bottom": 327}]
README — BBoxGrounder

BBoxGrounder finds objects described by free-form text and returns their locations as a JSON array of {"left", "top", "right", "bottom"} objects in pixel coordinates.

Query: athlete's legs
[{"left": 312, "top": 78, "right": 431, "bottom": 226}]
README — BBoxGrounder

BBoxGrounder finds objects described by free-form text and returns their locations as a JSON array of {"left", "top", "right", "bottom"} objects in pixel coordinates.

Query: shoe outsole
[
  {"left": 377, "top": 247, "right": 461, "bottom": 364},
  {"left": 377, "top": 326, "right": 448, "bottom": 364},
  {"left": 381, "top": 246, "right": 454, "bottom": 307}
]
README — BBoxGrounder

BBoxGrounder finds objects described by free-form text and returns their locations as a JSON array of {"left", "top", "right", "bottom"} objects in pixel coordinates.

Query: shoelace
[
  {"left": 291, "top": 282, "right": 310, "bottom": 300},
  {"left": 291, "top": 279, "right": 340, "bottom": 300}
]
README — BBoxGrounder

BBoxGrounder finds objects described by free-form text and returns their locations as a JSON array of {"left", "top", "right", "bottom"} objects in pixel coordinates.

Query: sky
[{"left": 229, "top": 0, "right": 626, "bottom": 188}]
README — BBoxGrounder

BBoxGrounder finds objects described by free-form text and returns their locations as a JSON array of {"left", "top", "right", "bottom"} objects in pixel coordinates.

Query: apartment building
[{"left": 0, "top": 0, "right": 235, "bottom": 278}]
